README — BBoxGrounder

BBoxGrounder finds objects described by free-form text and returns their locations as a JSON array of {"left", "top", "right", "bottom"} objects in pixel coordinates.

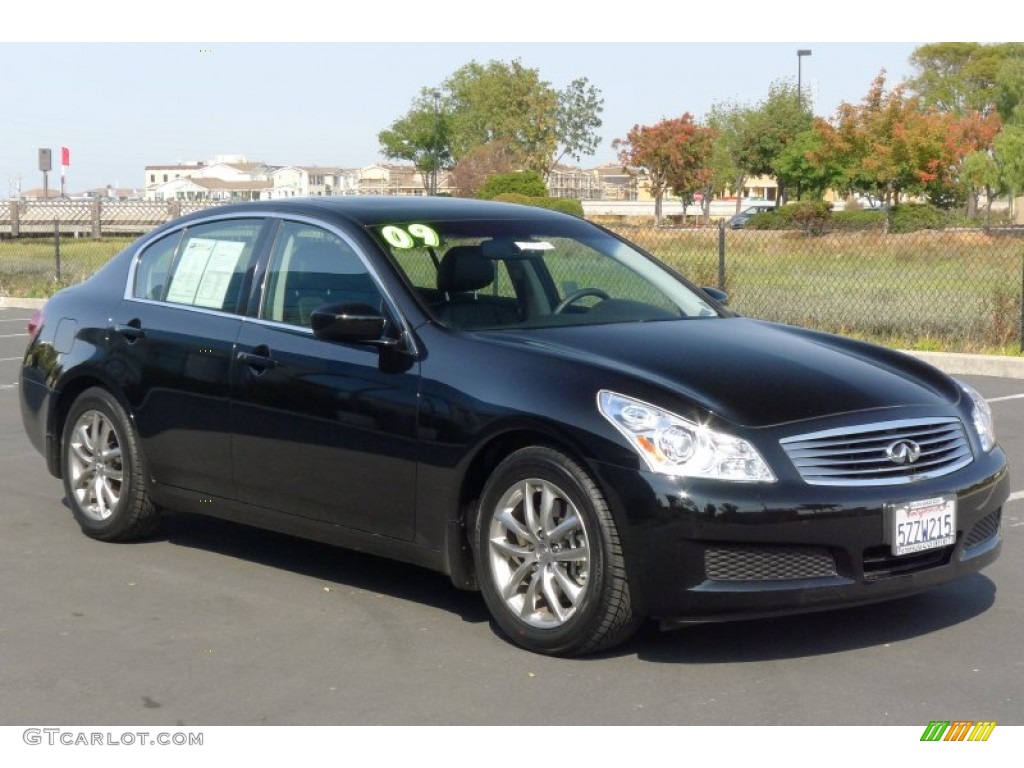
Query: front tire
[
  {"left": 476, "top": 446, "right": 639, "bottom": 656},
  {"left": 61, "top": 387, "right": 160, "bottom": 541}
]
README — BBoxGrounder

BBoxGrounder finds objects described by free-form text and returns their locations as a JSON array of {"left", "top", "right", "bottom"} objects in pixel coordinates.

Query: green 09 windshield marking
[{"left": 381, "top": 224, "right": 440, "bottom": 249}]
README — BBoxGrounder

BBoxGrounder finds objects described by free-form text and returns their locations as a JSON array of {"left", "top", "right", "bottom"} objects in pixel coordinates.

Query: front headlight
[
  {"left": 958, "top": 380, "right": 995, "bottom": 452},
  {"left": 597, "top": 390, "right": 776, "bottom": 482}
]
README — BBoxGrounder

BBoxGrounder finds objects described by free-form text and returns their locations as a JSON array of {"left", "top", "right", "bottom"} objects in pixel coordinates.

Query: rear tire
[
  {"left": 61, "top": 387, "right": 160, "bottom": 541},
  {"left": 475, "top": 446, "right": 639, "bottom": 656}
]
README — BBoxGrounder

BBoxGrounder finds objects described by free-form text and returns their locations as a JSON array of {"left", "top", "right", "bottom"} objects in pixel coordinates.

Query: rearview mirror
[
  {"left": 701, "top": 287, "right": 728, "bottom": 306},
  {"left": 481, "top": 237, "right": 554, "bottom": 260}
]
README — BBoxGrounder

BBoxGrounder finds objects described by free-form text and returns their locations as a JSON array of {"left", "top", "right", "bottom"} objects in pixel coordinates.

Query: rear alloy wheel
[
  {"left": 476, "top": 446, "right": 639, "bottom": 656},
  {"left": 62, "top": 387, "right": 160, "bottom": 541}
]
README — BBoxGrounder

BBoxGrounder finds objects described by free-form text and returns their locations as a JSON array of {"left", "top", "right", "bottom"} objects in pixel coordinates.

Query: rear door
[
  {"left": 112, "top": 216, "right": 269, "bottom": 499},
  {"left": 230, "top": 219, "right": 420, "bottom": 540}
]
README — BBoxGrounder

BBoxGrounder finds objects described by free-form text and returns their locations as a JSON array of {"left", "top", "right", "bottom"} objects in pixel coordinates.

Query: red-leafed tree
[
  {"left": 810, "top": 72, "right": 1001, "bottom": 209},
  {"left": 613, "top": 114, "right": 715, "bottom": 225}
]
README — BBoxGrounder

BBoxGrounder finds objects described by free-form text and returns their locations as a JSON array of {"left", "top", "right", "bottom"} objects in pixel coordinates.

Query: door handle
[
  {"left": 237, "top": 349, "right": 279, "bottom": 371},
  {"left": 113, "top": 322, "right": 145, "bottom": 342}
]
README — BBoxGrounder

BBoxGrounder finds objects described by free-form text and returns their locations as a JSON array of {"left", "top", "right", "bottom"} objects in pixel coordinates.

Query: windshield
[{"left": 371, "top": 216, "right": 720, "bottom": 331}]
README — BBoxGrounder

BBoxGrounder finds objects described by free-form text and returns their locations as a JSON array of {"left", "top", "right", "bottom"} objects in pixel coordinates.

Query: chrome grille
[{"left": 780, "top": 417, "right": 972, "bottom": 486}]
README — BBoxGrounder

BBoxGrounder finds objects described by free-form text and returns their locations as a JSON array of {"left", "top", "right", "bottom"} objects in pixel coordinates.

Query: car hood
[{"left": 475, "top": 318, "right": 960, "bottom": 429}]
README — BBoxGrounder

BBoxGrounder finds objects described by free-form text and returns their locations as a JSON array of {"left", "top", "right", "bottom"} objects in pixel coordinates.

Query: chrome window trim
[
  {"left": 121, "top": 210, "right": 418, "bottom": 356},
  {"left": 123, "top": 212, "right": 267, "bottom": 305}
]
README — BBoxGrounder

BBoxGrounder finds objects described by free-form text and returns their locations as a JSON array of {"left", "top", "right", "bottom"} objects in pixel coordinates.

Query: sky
[{"left": 0, "top": 2, "right": 995, "bottom": 194}]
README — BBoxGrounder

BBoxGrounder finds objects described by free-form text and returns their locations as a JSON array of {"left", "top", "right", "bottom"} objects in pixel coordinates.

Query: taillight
[{"left": 27, "top": 306, "right": 44, "bottom": 341}]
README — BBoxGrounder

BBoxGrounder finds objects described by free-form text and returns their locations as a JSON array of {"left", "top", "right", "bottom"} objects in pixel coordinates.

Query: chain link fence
[
  {"left": 607, "top": 223, "right": 1024, "bottom": 354},
  {"left": 2, "top": 200, "right": 1021, "bottom": 354},
  {"left": 0, "top": 200, "right": 227, "bottom": 298}
]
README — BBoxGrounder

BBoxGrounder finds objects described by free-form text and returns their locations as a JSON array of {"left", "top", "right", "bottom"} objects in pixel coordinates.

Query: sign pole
[
  {"left": 61, "top": 146, "right": 70, "bottom": 199},
  {"left": 38, "top": 148, "right": 52, "bottom": 200}
]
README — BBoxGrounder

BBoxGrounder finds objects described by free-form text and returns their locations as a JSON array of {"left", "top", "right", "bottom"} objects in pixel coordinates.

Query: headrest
[
  {"left": 437, "top": 246, "right": 495, "bottom": 294},
  {"left": 291, "top": 241, "right": 342, "bottom": 272}
]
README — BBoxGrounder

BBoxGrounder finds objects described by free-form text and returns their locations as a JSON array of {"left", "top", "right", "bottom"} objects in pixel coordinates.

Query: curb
[
  {"left": 900, "top": 350, "right": 1024, "bottom": 380},
  {"left": 0, "top": 297, "right": 47, "bottom": 310}
]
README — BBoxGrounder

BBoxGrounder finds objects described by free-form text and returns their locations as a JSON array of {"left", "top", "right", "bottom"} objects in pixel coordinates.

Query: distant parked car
[{"left": 727, "top": 203, "right": 777, "bottom": 229}]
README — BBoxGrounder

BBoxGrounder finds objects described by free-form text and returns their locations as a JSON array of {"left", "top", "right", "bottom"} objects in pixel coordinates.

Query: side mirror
[
  {"left": 311, "top": 303, "right": 391, "bottom": 344},
  {"left": 701, "top": 287, "right": 728, "bottom": 306}
]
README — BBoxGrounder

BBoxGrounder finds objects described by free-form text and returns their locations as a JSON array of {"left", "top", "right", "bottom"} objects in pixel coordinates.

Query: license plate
[{"left": 888, "top": 495, "right": 956, "bottom": 556}]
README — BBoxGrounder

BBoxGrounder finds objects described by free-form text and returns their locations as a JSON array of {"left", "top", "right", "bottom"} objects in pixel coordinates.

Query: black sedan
[{"left": 19, "top": 197, "right": 1007, "bottom": 656}]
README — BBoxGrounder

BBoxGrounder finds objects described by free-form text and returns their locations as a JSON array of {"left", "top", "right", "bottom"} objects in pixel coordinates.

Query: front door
[{"left": 230, "top": 220, "right": 419, "bottom": 540}]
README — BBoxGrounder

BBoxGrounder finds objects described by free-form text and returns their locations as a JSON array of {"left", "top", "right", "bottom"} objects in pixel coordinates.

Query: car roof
[{"left": 169, "top": 196, "right": 573, "bottom": 229}]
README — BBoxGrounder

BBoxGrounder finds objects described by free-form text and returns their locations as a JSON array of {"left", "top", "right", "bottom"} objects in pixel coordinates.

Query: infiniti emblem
[{"left": 886, "top": 439, "right": 922, "bottom": 465}]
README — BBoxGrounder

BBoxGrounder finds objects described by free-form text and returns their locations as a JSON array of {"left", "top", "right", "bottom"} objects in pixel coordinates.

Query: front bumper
[{"left": 594, "top": 446, "right": 1008, "bottom": 623}]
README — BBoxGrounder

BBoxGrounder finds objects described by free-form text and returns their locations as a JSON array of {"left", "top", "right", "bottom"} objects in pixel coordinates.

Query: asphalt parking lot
[{"left": 0, "top": 306, "right": 1021, "bottom": 726}]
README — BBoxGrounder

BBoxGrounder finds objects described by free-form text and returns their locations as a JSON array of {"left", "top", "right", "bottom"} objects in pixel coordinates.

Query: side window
[
  {"left": 263, "top": 222, "right": 383, "bottom": 327},
  {"left": 136, "top": 219, "right": 263, "bottom": 313},
  {"left": 132, "top": 231, "right": 182, "bottom": 301}
]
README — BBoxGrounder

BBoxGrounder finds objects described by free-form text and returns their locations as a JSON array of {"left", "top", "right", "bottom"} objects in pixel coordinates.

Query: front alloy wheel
[
  {"left": 488, "top": 478, "right": 591, "bottom": 628},
  {"left": 477, "top": 446, "right": 639, "bottom": 656}
]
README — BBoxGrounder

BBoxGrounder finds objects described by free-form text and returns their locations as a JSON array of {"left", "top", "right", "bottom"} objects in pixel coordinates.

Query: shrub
[
  {"left": 888, "top": 203, "right": 946, "bottom": 233},
  {"left": 831, "top": 210, "right": 886, "bottom": 231},
  {"left": 784, "top": 201, "right": 833, "bottom": 235},
  {"left": 491, "top": 193, "right": 584, "bottom": 217},
  {"left": 747, "top": 201, "right": 833, "bottom": 234},
  {"left": 478, "top": 171, "right": 548, "bottom": 200},
  {"left": 744, "top": 211, "right": 784, "bottom": 230}
]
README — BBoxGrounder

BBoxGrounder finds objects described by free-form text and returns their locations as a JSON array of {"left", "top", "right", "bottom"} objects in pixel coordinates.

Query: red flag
[{"left": 61, "top": 146, "right": 70, "bottom": 166}]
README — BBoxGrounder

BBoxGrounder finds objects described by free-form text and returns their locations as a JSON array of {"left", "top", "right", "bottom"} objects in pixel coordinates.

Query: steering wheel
[{"left": 553, "top": 288, "right": 611, "bottom": 314}]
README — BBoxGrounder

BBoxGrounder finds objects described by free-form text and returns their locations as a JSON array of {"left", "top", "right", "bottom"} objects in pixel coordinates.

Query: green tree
[
  {"left": 994, "top": 124, "right": 1024, "bottom": 218},
  {"left": 994, "top": 56, "right": 1024, "bottom": 124},
  {"left": 378, "top": 90, "right": 450, "bottom": 194},
  {"left": 774, "top": 127, "right": 843, "bottom": 201},
  {"left": 960, "top": 150, "right": 1001, "bottom": 224},
  {"left": 910, "top": 42, "right": 1024, "bottom": 116},
  {"left": 706, "top": 101, "right": 753, "bottom": 216},
  {"left": 445, "top": 59, "right": 558, "bottom": 174},
  {"left": 551, "top": 77, "right": 604, "bottom": 173},
  {"left": 738, "top": 81, "right": 813, "bottom": 203},
  {"left": 381, "top": 60, "right": 604, "bottom": 191}
]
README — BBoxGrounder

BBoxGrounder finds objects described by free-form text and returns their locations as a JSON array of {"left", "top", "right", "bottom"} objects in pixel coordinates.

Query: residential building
[{"left": 144, "top": 163, "right": 205, "bottom": 190}]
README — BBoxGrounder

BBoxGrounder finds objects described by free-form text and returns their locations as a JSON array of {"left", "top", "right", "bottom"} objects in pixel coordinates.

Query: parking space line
[
  {"left": 987, "top": 393, "right": 1024, "bottom": 403},
  {"left": 0, "top": 333, "right": 27, "bottom": 339},
  {"left": 0, "top": 356, "right": 23, "bottom": 362},
  {"left": 1008, "top": 491, "right": 1024, "bottom": 504}
]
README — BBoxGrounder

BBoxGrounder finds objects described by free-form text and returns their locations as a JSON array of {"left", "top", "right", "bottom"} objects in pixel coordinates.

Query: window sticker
[
  {"left": 165, "top": 237, "right": 246, "bottom": 309},
  {"left": 381, "top": 224, "right": 440, "bottom": 249}
]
